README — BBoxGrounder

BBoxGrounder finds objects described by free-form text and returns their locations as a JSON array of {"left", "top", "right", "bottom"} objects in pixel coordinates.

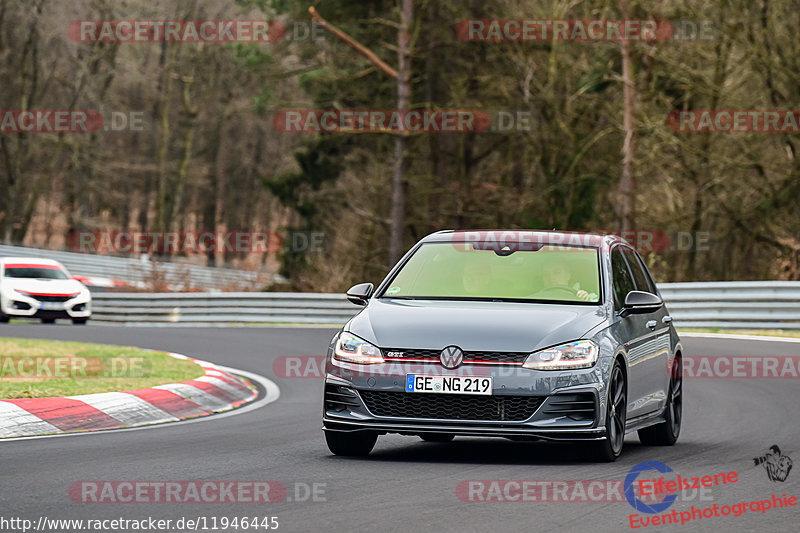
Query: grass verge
[{"left": 0, "top": 337, "right": 205, "bottom": 399}]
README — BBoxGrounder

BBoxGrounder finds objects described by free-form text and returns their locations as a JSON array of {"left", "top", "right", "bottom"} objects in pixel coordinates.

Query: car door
[
  {"left": 609, "top": 245, "right": 661, "bottom": 419},
  {"left": 622, "top": 247, "right": 673, "bottom": 415}
]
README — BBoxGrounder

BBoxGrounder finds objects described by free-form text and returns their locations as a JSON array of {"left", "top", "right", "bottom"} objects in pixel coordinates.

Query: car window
[
  {"left": 381, "top": 242, "right": 601, "bottom": 304},
  {"left": 610, "top": 246, "right": 635, "bottom": 309},
  {"left": 622, "top": 248, "right": 657, "bottom": 294},
  {"left": 3, "top": 266, "right": 70, "bottom": 279}
]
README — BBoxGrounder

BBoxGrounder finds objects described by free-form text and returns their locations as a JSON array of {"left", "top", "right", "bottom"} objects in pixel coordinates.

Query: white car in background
[{"left": 0, "top": 258, "right": 91, "bottom": 324}]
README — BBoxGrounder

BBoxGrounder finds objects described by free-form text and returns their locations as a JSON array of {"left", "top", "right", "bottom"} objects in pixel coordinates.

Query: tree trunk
[
  {"left": 390, "top": 0, "right": 413, "bottom": 264},
  {"left": 616, "top": 0, "right": 635, "bottom": 232}
]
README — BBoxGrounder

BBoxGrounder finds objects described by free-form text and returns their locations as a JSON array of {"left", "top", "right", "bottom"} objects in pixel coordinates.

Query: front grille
[
  {"left": 324, "top": 385, "right": 361, "bottom": 412},
  {"left": 382, "top": 348, "right": 527, "bottom": 364},
  {"left": 541, "top": 392, "right": 596, "bottom": 422},
  {"left": 27, "top": 294, "right": 76, "bottom": 303},
  {"left": 359, "top": 390, "right": 544, "bottom": 421},
  {"left": 466, "top": 351, "right": 529, "bottom": 364}
]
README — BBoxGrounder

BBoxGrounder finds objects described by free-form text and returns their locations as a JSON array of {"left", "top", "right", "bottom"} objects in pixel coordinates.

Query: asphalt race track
[{"left": 2, "top": 325, "right": 799, "bottom": 533}]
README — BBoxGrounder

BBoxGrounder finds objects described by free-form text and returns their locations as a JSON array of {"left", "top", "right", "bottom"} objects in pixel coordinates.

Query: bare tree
[
  {"left": 616, "top": 0, "right": 635, "bottom": 232},
  {"left": 309, "top": 3, "right": 412, "bottom": 264}
]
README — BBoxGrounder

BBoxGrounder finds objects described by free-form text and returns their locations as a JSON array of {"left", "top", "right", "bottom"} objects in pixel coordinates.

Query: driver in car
[
  {"left": 540, "top": 260, "right": 597, "bottom": 302},
  {"left": 461, "top": 261, "right": 493, "bottom": 295}
]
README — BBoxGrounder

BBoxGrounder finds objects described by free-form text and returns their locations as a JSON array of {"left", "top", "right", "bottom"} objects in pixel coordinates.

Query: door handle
[
  {"left": 662, "top": 316, "right": 673, "bottom": 324},
  {"left": 646, "top": 320, "right": 657, "bottom": 330}
]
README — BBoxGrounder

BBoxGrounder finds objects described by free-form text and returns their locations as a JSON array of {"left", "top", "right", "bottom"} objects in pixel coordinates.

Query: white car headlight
[
  {"left": 334, "top": 332, "right": 385, "bottom": 365},
  {"left": 522, "top": 340, "right": 598, "bottom": 370}
]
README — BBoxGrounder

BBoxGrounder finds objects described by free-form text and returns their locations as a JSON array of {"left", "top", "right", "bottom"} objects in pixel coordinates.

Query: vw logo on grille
[{"left": 440, "top": 346, "right": 464, "bottom": 369}]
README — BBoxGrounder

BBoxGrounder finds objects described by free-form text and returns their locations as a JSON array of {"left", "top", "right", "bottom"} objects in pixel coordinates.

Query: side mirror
[
  {"left": 346, "top": 282, "right": 374, "bottom": 306},
  {"left": 619, "top": 290, "right": 663, "bottom": 317}
]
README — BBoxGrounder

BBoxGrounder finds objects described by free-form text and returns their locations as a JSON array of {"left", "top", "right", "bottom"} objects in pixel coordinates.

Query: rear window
[{"left": 381, "top": 242, "right": 601, "bottom": 304}]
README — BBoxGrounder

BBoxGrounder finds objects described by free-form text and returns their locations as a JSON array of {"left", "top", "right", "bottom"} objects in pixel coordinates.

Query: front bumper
[
  {"left": 322, "top": 358, "right": 609, "bottom": 441},
  {"left": 0, "top": 291, "right": 91, "bottom": 319}
]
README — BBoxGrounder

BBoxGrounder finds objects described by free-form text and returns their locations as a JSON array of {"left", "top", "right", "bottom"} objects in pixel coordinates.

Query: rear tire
[
  {"left": 325, "top": 430, "right": 377, "bottom": 457},
  {"left": 41, "top": 318, "right": 55, "bottom": 324},
  {"left": 72, "top": 318, "right": 88, "bottom": 325},
  {"left": 0, "top": 315, "right": 9, "bottom": 323},
  {"left": 639, "top": 356, "right": 682, "bottom": 446},
  {"left": 420, "top": 433, "right": 455, "bottom": 443},
  {"left": 586, "top": 360, "right": 627, "bottom": 462}
]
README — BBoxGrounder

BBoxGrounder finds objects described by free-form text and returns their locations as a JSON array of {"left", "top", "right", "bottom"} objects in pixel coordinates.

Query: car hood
[
  {"left": 347, "top": 298, "right": 608, "bottom": 352},
  {"left": 1, "top": 277, "right": 86, "bottom": 295}
]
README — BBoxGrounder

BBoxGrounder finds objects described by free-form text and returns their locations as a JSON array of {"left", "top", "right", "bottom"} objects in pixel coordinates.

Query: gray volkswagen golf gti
[{"left": 322, "top": 230, "right": 683, "bottom": 461}]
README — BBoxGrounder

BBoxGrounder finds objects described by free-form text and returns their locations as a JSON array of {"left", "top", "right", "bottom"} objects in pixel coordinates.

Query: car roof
[
  {"left": 0, "top": 257, "right": 66, "bottom": 267},
  {"left": 419, "top": 229, "right": 627, "bottom": 248}
]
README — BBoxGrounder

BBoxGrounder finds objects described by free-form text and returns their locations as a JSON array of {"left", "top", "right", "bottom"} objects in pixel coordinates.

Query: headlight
[
  {"left": 334, "top": 332, "right": 384, "bottom": 365},
  {"left": 522, "top": 340, "right": 598, "bottom": 370}
]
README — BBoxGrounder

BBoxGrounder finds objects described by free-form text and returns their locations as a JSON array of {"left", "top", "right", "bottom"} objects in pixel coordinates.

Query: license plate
[
  {"left": 405, "top": 374, "right": 492, "bottom": 395},
  {"left": 39, "top": 302, "right": 64, "bottom": 311}
]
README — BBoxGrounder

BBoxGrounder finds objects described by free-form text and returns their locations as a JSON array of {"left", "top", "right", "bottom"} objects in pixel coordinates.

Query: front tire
[
  {"left": 586, "top": 360, "right": 627, "bottom": 462},
  {"left": 41, "top": 318, "right": 55, "bottom": 324},
  {"left": 72, "top": 318, "right": 88, "bottom": 325},
  {"left": 325, "top": 430, "right": 377, "bottom": 457},
  {"left": 638, "top": 356, "right": 682, "bottom": 446}
]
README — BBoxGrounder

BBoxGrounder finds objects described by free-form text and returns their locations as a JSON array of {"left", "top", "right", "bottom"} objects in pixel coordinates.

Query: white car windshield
[{"left": 4, "top": 266, "right": 70, "bottom": 280}]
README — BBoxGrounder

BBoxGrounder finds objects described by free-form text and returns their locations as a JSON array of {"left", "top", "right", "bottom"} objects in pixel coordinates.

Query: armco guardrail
[
  {"left": 88, "top": 281, "right": 800, "bottom": 328},
  {"left": 658, "top": 281, "right": 800, "bottom": 329},
  {"left": 91, "top": 292, "right": 359, "bottom": 325},
  {"left": 0, "top": 244, "right": 266, "bottom": 291}
]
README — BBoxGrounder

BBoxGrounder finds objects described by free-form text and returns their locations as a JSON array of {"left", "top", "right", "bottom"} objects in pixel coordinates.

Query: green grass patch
[
  {"left": 678, "top": 328, "right": 800, "bottom": 339},
  {"left": 0, "top": 337, "right": 204, "bottom": 399}
]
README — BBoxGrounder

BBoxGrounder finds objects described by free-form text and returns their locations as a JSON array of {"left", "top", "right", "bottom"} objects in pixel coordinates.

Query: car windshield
[
  {"left": 381, "top": 242, "right": 601, "bottom": 303},
  {"left": 4, "top": 266, "right": 70, "bottom": 280}
]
